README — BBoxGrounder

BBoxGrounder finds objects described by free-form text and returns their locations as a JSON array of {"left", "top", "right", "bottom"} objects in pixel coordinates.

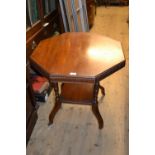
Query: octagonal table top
[{"left": 30, "top": 32, "right": 125, "bottom": 82}]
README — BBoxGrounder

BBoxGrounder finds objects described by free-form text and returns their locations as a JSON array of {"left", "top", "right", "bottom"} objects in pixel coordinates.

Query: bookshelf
[
  {"left": 26, "top": 0, "right": 56, "bottom": 29},
  {"left": 26, "top": 0, "right": 62, "bottom": 58}
]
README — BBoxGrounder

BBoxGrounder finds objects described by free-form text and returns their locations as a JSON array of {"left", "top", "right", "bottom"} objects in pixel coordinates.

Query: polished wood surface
[
  {"left": 30, "top": 32, "right": 125, "bottom": 82},
  {"left": 30, "top": 32, "right": 125, "bottom": 129},
  {"left": 61, "top": 83, "right": 94, "bottom": 104}
]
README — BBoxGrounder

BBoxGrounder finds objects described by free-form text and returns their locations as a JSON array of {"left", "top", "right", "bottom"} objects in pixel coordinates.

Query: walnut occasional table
[{"left": 30, "top": 32, "right": 125, "bottom": 129}]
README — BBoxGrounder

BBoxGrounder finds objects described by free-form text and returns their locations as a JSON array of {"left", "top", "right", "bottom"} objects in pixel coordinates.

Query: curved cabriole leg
[
  {"left": 48, "top": 101, "right": 61, "bottom": 125},
  {"left": 48, "top": 82, "right": 61, "bottom": 126},
  {"left": 99, "top": 84, "right": 105, "bottom": 96},
  {"left": 92, "top": 104, "right": 104, "bottom": 129},
  {"left": 92, "top": 82, "right": 104, "bottom": 129}
]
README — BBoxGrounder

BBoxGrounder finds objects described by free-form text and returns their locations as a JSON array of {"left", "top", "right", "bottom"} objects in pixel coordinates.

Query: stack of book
[
  {"left": 32, "top": 76, "right": 51, "bottom": 102},
  {"left": 27, "top": 0, "right": 55, "bottom": 26}
]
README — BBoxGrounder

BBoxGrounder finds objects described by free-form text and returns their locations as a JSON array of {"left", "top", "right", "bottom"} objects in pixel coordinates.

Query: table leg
[
  {"left": 99, "top": 84, "right": 105, "bottom": 96},
  {"left": 92, "top": 82, "right": 104, "bottom": 129},
  {"left": 48, "top": 82, "right": 61, "bottom": 125}
]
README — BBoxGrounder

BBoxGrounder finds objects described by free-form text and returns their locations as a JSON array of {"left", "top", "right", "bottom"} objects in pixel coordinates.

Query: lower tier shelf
[{"left": 60, "top": 83, "right": 94, "bottom": 104}]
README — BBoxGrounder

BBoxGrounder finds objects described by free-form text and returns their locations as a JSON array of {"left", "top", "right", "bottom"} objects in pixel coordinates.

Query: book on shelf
[
  {"left": 44, "top": 0, "right": 50, "bottom": 15},
  {"left": 27, "top": 0, "right": 40, "bottom": 25},
  {"left": 37, "top": 0, "right": 44, "bottom": 18},
  {"left": 26, "top": 0, "right": 31, "bottom": 28},
  {"left": 32, "top": 0, "right": 40, "bottom": 23},
  {"left": 27, "top": 0, "right": 33, "bottom": 25},
  {"left": 49, "top": 0, "right": 56, "bottom": 13}
]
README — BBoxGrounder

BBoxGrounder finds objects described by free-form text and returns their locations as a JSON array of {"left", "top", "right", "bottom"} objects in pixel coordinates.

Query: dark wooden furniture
[
  {"left": 26, "top": 63, "right": 38, "bottom": 145},
  {"left": 26, "top": 10, "right": 61, "bottom": 58},
  {"left": 26, "top": 0, "right": 63, "bottom": 145},
  {"left": 30, "top": 32, "right": 125, "bottom": 129},
  {"left": 96, "top": 0, "right": 129, "bottom": 6},
  {"left": 86, "top": 0, "right": 96, "bottom": 28}
]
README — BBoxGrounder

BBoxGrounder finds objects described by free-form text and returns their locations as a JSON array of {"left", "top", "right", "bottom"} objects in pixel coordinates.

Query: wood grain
[
  {"left": 30, "top": 32, "right": 125, "bottom": 82},
  {"left": 61, "top": 83, "right": 94, "bottom": 104}
]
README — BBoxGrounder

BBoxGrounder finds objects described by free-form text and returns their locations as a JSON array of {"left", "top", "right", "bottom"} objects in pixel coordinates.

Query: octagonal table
[{"left": 30, "top": 32, "right": 125, "bottom": 129}]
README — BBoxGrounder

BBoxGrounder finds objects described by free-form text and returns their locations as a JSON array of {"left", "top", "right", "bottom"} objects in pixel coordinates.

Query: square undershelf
[{"left": 60, "top": 83, "right": 94, "bottom": 105}]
